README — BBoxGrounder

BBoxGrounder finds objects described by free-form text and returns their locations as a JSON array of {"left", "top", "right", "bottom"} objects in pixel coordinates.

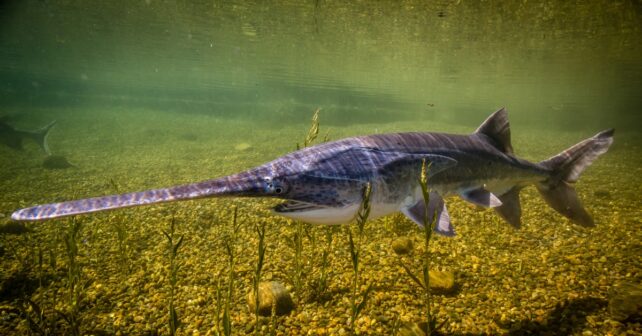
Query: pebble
[
  {"left": 429, "top": 269, "right": 456, "bottom": 293},
  {"left": 234, "top": 143, "right": 252, "bottom": 151},
  {"left": 247, "top": 281, "right": 295, "bottom": 317},
  {"left": 392, "top": 237, "right": 414, "bottom": 255},
  {"left": 608, "top": 281, "right": 642, "bottom": 321}
]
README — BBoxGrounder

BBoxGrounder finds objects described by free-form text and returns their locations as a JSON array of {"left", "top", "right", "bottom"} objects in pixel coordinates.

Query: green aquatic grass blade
[
  {"left": 303, "top": 108, "right": 320, "bottom": 147},
  {"left": 173, "top": 235, "right": 184, "bottom": 255},
  {"left": 223, "top": 303, "right": 231, "bottom": 336},
  {"left": 401, "top": 262, "right": 426, "bottom": 290},
  {"left": 162, "top": 230, "right": 171, "bottom": 244},
  {"left": 169, "top": 302, "right": 179, "bottom": 336},
  {"left": 354, "top": 283, "right": 374, "bottom": 319},
  {"left": 348, "top": 229, "right": 358, "bottom": 272}
]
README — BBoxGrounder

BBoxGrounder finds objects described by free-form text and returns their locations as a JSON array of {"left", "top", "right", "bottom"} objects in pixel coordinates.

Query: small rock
[
  {"left": 429, "top": 270, "right": 456, "bottom": 294},
  {"left": 234, "top": 142, "right": 252, "bottom": 151},
  {"left": 608, "top": 281, "right": 642, "bottom": 321},
  {"left": 392, "top": 237, "right": 413, "bottom": 255},
  {"left": 247, "top": 281, "right": 295, "bottom": 317}
]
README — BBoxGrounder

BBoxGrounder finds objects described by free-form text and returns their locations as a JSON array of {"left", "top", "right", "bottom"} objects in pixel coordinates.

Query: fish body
[
  {"left": 11, "top": 109, "right": 614, "bottom": 235},
  {"left": 0, "top": 118, "right": 56, "bottom": 155}
]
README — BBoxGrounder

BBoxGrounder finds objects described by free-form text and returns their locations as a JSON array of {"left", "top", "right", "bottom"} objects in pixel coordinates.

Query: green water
[
  {"left": 1, "top": 1, "right": 641, "bottom": 335},
  {"left": 2, "top": 1, "right": 641, "bottom": 128}
]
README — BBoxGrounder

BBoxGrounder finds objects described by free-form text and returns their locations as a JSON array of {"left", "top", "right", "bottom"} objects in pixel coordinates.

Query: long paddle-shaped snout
[{"left": 11, "top": 170, "right": 269, "bottom": 221}]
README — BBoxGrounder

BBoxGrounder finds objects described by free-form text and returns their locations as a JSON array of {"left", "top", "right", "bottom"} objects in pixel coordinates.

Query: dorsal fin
[{"left": 475, "top": 107, "right": 513, "bottom": 154}]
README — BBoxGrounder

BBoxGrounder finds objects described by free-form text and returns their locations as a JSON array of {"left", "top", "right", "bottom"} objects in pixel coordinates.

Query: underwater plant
[
  {"left": 252, "top": 219, "right": 267, "bottom": 336},
  {"left": 114, "top": 221, "right": 130, "bottom": 275},
  {"left": 286, "top": 220, "right": 305, "bottom": 301},
  {"left": 304, "top": 107, "right": 320, "bottom": 147},
  {"left": 18, "top": 296, "right": 59, "bottom": 336},
  {"left": 311, "top": 225, "right": 335, "bottom": 301},
  {"left": 346, "top": 182, "right": 374, "bottom": 331},
  {"left": 398, "top": 159, "right": 438, "bottom": 335},
  {"left": 60, "top": 218, "right": 90, "bottom": 336},
  {"left": 296, "top": 107, "right": 320, "bottom": 150},
  {"left": 36, "top": 245, "right": 43, "bottom": 289},
  {"left": 108, "top": 178, "right": 131, "bottom": 275},
  {"left": 288, "top": 108, "right": 325, "bottom": 302},
  {"left": 217, "top": 206, "right": 241, "bottom": 336},
  {"left": 214, "top": 277, "right": 224, "bottom": 336},
  {"left": 162, "top": 216, "right": 184, "bottom": 336},
  {"left": 48, "top": 247, "right": 56, "bottom": 274},
  {"left": 16, "top": 239, "right": 60, "bottom": 335}
]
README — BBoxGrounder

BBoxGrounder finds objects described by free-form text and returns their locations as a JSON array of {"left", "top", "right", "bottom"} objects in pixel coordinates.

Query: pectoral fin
[
  {"left": 460, "top": 187, "right": 502, "bottom": 208},
  {"left": 401, "top": 191, "right": 455, "bottom": 237}
]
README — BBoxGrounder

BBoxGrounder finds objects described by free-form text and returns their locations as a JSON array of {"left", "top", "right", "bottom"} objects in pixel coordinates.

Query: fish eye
[{"left": 263, "top": 176, "right": 287, "bottom": 195}]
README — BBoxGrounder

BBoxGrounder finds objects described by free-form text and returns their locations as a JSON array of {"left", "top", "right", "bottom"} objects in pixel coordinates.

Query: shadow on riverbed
[
  {"left": 425, "top": 297, "right": 608, "bottom": 335},
  {"left": 505, "top": 297, "right": 608, "bottom": 335}
]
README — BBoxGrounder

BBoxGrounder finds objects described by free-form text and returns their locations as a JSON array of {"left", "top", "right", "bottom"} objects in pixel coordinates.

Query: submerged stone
[
  {"left": 608, "top": 281, "right": 642, "bottom": 321},
  {"left": 247, "top": 281, "right": 295, "bottom": 316},
  {"left": 392, "top": 237, "right": 414, "bottom": 255},
  {"left": 234, "top": 142, "right": 252, "bottom": 151},
  {"left": 429, "top": 270, "right": 456, "bottom": 294}
]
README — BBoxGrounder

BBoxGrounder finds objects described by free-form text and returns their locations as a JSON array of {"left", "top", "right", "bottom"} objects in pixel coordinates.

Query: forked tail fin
[
  {"left": 536, "top": 129, "right": 614, "bottom": 227},
  {"left": 28, "top": 120, "right": 57, "bottom": 155}
]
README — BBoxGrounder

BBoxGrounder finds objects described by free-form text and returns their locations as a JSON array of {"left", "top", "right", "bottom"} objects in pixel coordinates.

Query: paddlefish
[
  {"left": 11, "top": 108, "right": 614, "bottom": 236},
  {"left": 0, "top": 117, "right": 56, "bottom": 155}
]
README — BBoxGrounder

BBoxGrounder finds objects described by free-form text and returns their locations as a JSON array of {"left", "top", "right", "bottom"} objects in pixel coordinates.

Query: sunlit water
[{"left": 1, "top": 1, "right": 640, "bottom": 129}]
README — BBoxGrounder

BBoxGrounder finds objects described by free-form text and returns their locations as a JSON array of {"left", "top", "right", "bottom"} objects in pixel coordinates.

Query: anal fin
[
  {"left": 494, "top": 187, "right": 522, "bottom": 228},
  {"left": 401, "top": 191, "right": 455, "bottom": 237}
]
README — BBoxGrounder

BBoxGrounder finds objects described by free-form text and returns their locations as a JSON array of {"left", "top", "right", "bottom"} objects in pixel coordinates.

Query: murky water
[
  {"left": 2, "top": 1, "right": 641, "bottom": 128},
  {"left": 1, "top": 1, "right": 641, "bottom": 335}
]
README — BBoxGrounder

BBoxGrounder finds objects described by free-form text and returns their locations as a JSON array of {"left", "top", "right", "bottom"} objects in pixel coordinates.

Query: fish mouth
[
  {"left": 273, "top": 200, "right": 359, "bottom": 225},
  {"left": 273, "top": 201, "right": 325, "bottom": 213}
]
